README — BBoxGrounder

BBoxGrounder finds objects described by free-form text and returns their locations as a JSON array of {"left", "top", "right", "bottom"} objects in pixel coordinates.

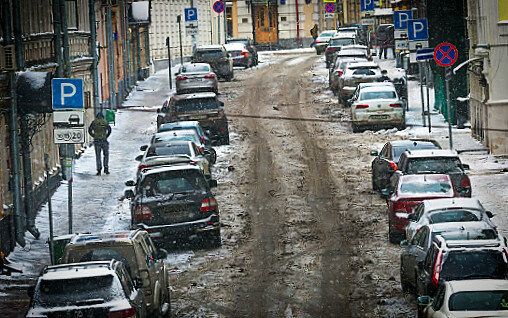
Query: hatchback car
[
  {"left": 175, "top": 63, "right": 218, "bottom": 95},
  {"left": 350, "top": 83, "right": 405, "bottom": 132},
  {"left": 329, "top": 57, "right": 368, "bottom": 95},
  {"left": 406, "top": 198, "right": 496, "bottom": 241},
  {"left": 325, "top": 34, "right": 357, "bottom": 68},
  {"left": 26, "top": 260, "right": 147, "bottom": 318},
  {"left": 224, "top": 42, "right": 253, "bottom": 68},
  {"left": 314, "top": 30, "right": 337, "bottom": 55},
  {"left": 371, "top": 139, "right": 441, "bottom": 191},
  {"left": 192, "top": 45, "right": 234, "bottom": 80},
  {"left": 418, "top": 279, "right": 508, "bottom": 318},
  {"left": 339, "top": 61, "right": 381, "bottom": 103},
  {"left": 385, "top": 174, "right": 456, "bottom": 243},
  {"left": 226, "top": 37, "right": 258, "bottom": 65}
]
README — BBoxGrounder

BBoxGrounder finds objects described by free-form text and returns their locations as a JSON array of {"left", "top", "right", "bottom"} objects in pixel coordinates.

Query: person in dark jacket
[
  {"left": 378, "top": 69, "right": 390, "bottom": 82},
  {"left": 88, "top": 112, "right": 112, "bottom": 175},
  {"left": 310, "top": 24, "right": 318, "bottom": 47}
]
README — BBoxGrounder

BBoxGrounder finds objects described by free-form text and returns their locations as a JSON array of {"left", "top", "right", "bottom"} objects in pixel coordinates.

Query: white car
[
  {"left": 338, "top": 61, "right": 381, "bottom": 102},
  {"left": 418, "top": 279, "right": 508, "bottom": 317},
  {"left": 314, "top": 30, "right": 337, "bottom": 55},
  {"left": 406, "top": 198, "right": 496, "bottom": 241},
  {"left": 350, "top": 83, "right": 405, "bottom": 132}
]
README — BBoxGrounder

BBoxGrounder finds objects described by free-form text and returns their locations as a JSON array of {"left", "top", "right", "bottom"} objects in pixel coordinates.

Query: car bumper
[
  {"left": 136, "top": 214, "right": 220, "bottom": 241},
  {"left": 315, "top": 43, "right": 328, "bottom": 50},
  {"left": 176, "top": 81, "right": 217, "bottom": 93},
  {"left": 339, "top": 86, "right": 356, "bottom": 98},
  {"left": 352, "top": 112, "right": 405, "bottom": 126},
  {"left": 232, "top": 57, "right": 249, "bottom": 66}
]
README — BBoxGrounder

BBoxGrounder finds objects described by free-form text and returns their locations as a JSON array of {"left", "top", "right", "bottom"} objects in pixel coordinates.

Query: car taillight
[
  {"left": 109, "top": 307, "right": 136, "bottom": 318},
  {"left": 200, "top": 197, "right": 217, "bottom": 213},
  {"left": 389, "top": 103, "right": 402, "bottom": 107},
  {"left": 241, "top": 50, "right": 249, "bottom": 57},
  {"left": 135, "top": 206, "right": 153, "bottom": 220},
  {"left": 504, "top": 248, "right": 508, "bottom": 262},
  {"left": 204, "top": 74, "right": 216, "bottom": 79},
  {"left": 176, "top": 75, "right": 188, "bottom": 81},
  {"left": 389, "top": 161, "right": 397, "bottom": 171},
  {"left": 316, "top": 40, "right": 321, "bottom": 43},
  {"left": 432, "top": 250, "right": 443, "bottom": 287},
  {"left": 393, "top": 202, "right": 406, "bottom": 212},
  {"left": 326, "top": 47, "right": 336, "bottom": 52},
  {"left": 334, "top": 70, "right": 343, "bottom": 77},
  {"left": 200, "top": 135, "right": 205, "bottom": 143},
  {"left": 460, "top": 176, "right": 471, "bottom": 188},
  {"left": 356, "top": 104, "right": 369, "bottom": 109},
  {"left": 138, "top": 164, "right": 147, "bottom": 171}
]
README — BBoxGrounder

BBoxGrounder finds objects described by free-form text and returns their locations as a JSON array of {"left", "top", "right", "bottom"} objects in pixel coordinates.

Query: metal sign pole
[
  {"left": 418, "top": 61, "right": 426, "bottom": 127},
  {"left": 166, "top": 37, "right": 173, "bottom": 90},
  {"left": 445, "top": 67, "right": 453, "bottom": 149},
  {"left": 177, "top": 16, "right": 183, "bottom": 66},
  {"left": 45, "top": 154, "right": 55, "bottom": 265},
  {"left": 425, "top": 62, "right": 431, "bottom": 132},
  {"left": 267, "top": 0, "right": 272, "bottom": 50},
  {"left": 65, "top": 157, "right": 73, "bottom": 234}
]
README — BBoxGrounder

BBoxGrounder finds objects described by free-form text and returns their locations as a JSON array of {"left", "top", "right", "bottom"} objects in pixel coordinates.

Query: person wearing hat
[{"left": 88, "top": 112, "right": 112, "bottom": 175}]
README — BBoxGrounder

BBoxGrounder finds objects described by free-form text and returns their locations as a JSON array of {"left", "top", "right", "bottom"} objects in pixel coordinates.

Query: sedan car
[
  {"left": 224, "top": 42, "right": 253, "bottom": 68},
  {"left": 314, "top": 30, "right": 337, "bottom": 55},
  {"left": 329, "top": 57, "right": 368, "bottom": 95},
  {"left": 385, "top": 174, "right": 456, "bottom": 243},
  {"left": 338, "top": 61, "right": 381, "bottom": 103},
  {"left": 340, "top": 45, "right": 372, "bottom": 60},
  {"left": 349, "top": 83, "right": 405, "bottom": 132},
  {"left": 226, "top": 37, "right": 258, "bottom": 65},
  {"left": 371, "top": 139, "right": 441, "bottom": 191},
  {"left": 175, "top": 63, "right": 218, "bottom": 94},
  {"left": 325, "top": 34, "right": 357, "bottom": 68}
]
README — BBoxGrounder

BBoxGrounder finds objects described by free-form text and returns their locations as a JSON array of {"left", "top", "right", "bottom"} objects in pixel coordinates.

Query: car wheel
[
  {"left": 388, "top": 225, "right": 400, "bottom": 244},
  {"left": 352, "top": 124, "right": 361, "bottom": 133},
  {"left": 221, "top": 134, "right": 230, "bottom": 145},
  {"left": 398, "top": 123, "right": 407, "bottom": 130},
  {"left": 400, "top": 268, "right": 410, "bottom": 293},
  {"left": 210, "top": 148, "right": 217, "bottom": 164}
]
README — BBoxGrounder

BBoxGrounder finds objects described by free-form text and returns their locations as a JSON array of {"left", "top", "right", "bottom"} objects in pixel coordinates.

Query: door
[{"left": 253, "top": 5, "right": 278, "bottom": 44}]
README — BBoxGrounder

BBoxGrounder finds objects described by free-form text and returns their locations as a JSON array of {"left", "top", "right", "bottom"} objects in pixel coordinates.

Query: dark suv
[
  {"left": 192, "top": 45, "right": 234, "bottom": 80},
  {"left": 125, "top": 165, "right": 221, "bottom": 247},
  {"left": 26, "top": 260, "right": 147, "bottom": 318},
  {"left": 157, "top": 92, "right": 230, "bottom": 145}
]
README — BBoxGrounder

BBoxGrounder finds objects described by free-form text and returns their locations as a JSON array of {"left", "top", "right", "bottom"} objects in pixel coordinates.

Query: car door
[
  {"left": 418, "top": 244, "right": 437, "bottom": 296},
  {"left": 119, "top": 266, "right": 146, "bottom": 317},
  {"left": 403, "top": 228, "right": 427, "bottom": 287}
]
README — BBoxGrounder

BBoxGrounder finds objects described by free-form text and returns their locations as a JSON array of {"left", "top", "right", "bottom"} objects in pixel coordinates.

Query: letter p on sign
[
  {"left": 52, "top": 78, "right": 84, "bottom": 110},
  {"left": 408, "top": 18, "right": 428, "bottom": 41}
]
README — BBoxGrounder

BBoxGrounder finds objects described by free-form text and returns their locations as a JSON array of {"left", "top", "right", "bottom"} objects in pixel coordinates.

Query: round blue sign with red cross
[
  {"left": 213, "top": 1, "right": 225, "bottom": 13},
  {"left": 434, "top": 42, "right": 458, "bottom": 67},
  {"left": 325, "top": 3, "right": 335, "bottom": 13}
]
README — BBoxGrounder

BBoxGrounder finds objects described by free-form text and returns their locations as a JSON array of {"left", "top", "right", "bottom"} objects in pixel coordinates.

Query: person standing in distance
[
  {"left": 310, "top": 24, "right": 318, "bottom": 47},
  {"left": 88, "top": 112, "right": 112, "bottom": 175}
]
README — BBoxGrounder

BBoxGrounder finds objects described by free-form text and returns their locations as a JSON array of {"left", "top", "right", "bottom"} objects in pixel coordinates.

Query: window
[
  {"left": 281, "top": 16, "right": 287, "bottom": 22},
  {"left": 66, "top": 0, "right": 78, "bottom": 30},
  {"left": 500, "top": 0, "right": 508, "bottom": 21},
  {"left": 242, "top": 18, "right": 248, "bottom": 24}
]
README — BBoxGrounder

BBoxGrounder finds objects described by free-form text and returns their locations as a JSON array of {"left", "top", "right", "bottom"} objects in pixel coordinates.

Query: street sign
[
  {"left": 323, "top": 0, "right": 336, "bottom": 3},
  {"left": 213, "top": 1, "right": 224, "bottom": 13},
  {"left": 324, "top": 12, "right": 335, "bottom": 19},
  {"left": 54, "top": 128, "right": 85, "bottom": 144},
  {"left": 393, "top": 10, "right": 412, "bottom": 30},
  {"left": 52, "top": 78, "right": 84, "bottom": 110},
  {"left": 416, "top": 48, "right": 434, "bottom": 61},
  {"left": 325, "top": 3, "right": 335, "bottom": 13},
  {"left": 185, "top": 21, "right": 199, "bottom": 36},
  {"left": 361, "top": 18, "right": 374, "bottom": 25},
  {"left": 434, "top": 42, "right": 458, "bottom": 67},
  {"left": 360, "top": 0, "right": 374, "bottom": 11},
  {"left": 184, "top": 8, "right": 197, "bottom": 21},
  {"left": 394, "top": 30, "right": 408, "bottom": 39},
  {"left": 408, "top": 19, "right": 428, "bottom": 41},
  {"left": 53, "top": 110, "right": 85, "bottom": 127},
  {"left": 395, "top": 40, "right": 409, "bottom": 50},
  {"left": 409, "top": 40, "right": 428, "bottom": 50}
]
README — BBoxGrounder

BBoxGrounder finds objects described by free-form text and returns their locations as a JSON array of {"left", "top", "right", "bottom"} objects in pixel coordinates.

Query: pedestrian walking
[
  {"left": 310, "top": 24, "right": 318, "bottom": 47},
  {"left": 88, "top": 112, "right": 112, "bottom": 175}
]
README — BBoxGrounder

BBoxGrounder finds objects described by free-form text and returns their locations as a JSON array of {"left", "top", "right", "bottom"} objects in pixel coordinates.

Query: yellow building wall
[{"left": 232, "top": 1, "right": 239, "bottom": 38}]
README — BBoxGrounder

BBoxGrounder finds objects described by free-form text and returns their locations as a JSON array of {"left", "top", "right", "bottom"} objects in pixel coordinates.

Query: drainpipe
[
  {"left": 295, "top": 0, "right": 300, "bottom": 46},
  {"left": 53, "top": 0, "right": 63, "bottom": 77},
  {"left": 136, "top": 25, "right": 142, "bottom": 80},
  {"left": 123, "top": 0, "right": 132, "bottom": 89},
  {"left": 119, "top": 0, "right": 129, "bottom": 94},
  {"left": 60, "top": 0, "right": 71, "bottom": 78},
  {"left": 144, "top": 26, "right": 150, "bottom": 69},
  {"left": 106, "top": 6, "right": 116, "bottom": 108},
  {"left": 89, "top": 0, "right": 100, "bottom": 114}
]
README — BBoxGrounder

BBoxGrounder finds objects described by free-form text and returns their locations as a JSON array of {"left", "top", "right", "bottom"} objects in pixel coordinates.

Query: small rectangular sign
[
  {"left": 185, "top": 21, "right": 198, "bottom": 36},
  {"left": 52, "top": 78, "right": 84, "bottom": 110},
  {"left": 184, "top": 8, "right": 198, "bottom": 21},
  {"left": 323, "top": 0, "right": 336, "bottom": 3},
  {"left": 394, "top": 30, "right": 408, "bottom": 39},
  {"left": 416, "top": 48, "right": 434, "bottom": 61},
  {"left": 408, "top": 18, "right": 429, "bottom": 41},
  {"left": 395, "top": 40, "right": 409, "bottom": 50},
  {"left": 361, "top": 18, "right": 375, "bottom": 25},
  {"left": 410, "top": 52, "right": 417, "bottom": 63},
  {"left": 409, "top": 40, "right": 429, "bottom": 51},
  {"left": 54, "top": 128, "right": 85, "bottom": 144},
  {"left": 324, "top": 12, "right": 335, "bottom": 19},
  {"left": 393, "top": 10, "right": 412, "bottom": 30},
  {"left": 53, "top": 110, "right": 85, "bottom": 127}
]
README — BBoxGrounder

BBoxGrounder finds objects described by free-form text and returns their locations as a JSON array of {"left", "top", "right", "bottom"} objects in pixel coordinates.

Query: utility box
[
  {"left": 50, "top": 234, "right": 75, "bottom": 264},
  {"left": 106, "top": 109, "right": 115, "bottom": 125}
]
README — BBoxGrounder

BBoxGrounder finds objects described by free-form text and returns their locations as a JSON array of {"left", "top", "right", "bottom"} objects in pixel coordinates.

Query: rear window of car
[
  {"left": 147, "top": 145, "right": 192, "bottom": 157},
  {"left": 353, "top": 68, "right": 376, "bottom": 76},
  {"left": 182, "top": 64, "right": 210, "bottom": 73},
  {"left": 330, "top": 38, "right": 355, "bottom": 46},
  {"left": 153, "top": 132, "right": 198, "bottom": 144},
  {"left": 140, "top": 170, "right": 207, "bottom": 196},
  {"left": 174, "top": 97, "right": 220, "bottom": 112},
  {"left": 441, "top": 251, "right": 507, "bottom": 281},
  {"left": 319, "top": 31, "right": 336, "bottom": 37},
  {"left": 449, "top": 290, "right": 508, "bottom": 311},
  {"left": 195, "top": 50, "right": 224, "bottom": 59},
  {"left": 35, "top": 275, "right": 122, "bottom": 307},
  {"left": 433, "top": 229, "right": 498, "bottom": 241},
  {"left": 407, "top": 157, "right": 463, "bottom": 174},
  {"left": 429, "top": 209, "right": 483, "bottom": 224},
  {"left": 399, "top": 180, "right": 453, "bottom": 195},
  {"left": 360, "top": 90, "right": 396, "bottom": 100},
  {"left": 393, "top": 143, "right": 439, "bottom": 162}
]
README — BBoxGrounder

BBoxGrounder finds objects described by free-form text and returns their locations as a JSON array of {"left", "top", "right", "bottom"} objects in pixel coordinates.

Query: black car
[
  {"left": 125, "top": 165, "right": 221, "bottom": 246},
  {"left": 192, "top": 45, "right": 234, "bottom": 80},
  {"left": 370, "top": 139, "right": 440, "bottom": 191},
  {"left": 226, "top": 37, "right": 258, "bottom": 66},
  {"left": 157, "top": 92, "right": 230, "bottom": 145},
  {"left": 26, "top": 260, "right": 147, "bottom": 317}
]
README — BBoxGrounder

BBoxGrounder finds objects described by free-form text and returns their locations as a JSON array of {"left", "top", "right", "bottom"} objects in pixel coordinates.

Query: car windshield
[
  {"left": 182, "top": 64, "right": 210, "bottom": 73},
  {"left": 441, "top": 251, "right": 507, "bottom": 281},
  {"left": 407, "top": 157, "right": 463, "bottom": 174},
  {"left": 153, "top": 132, "right": 199, "bottom": 144},
  {"left": 195, "top": 50, "right": 223, "bottom": 59},
  {"left": 174, "top": 97, "right": 220, "bottom": 112},
  {"left": 35, "top": 275, "right": 122, "bottom": 307},
  {"left": 330, "top": 38, "right": 355, "bottom": 46},
  {"left": 393, "top": 143, "right": 439, "bottom": 162},
  {"left": 147, "top": 145, "right": 192, "bottom": 157},
  {"left": 352, "top": 68, "right": 376, "bottom": 76},
  {"left": 449, "top": 290, "right": 508, "bottom": 311},
  {"left": 429, "top": 209, "right": 482, "bottom": 224},
  {"left": 399, "top": 180, "right": 452, "bottom": 195},
  {"left": 360, "top": 90, "right": 396, "bottom": 100},
  {"left": 140, "top": 170, "right": 207, "bottom": 196}
]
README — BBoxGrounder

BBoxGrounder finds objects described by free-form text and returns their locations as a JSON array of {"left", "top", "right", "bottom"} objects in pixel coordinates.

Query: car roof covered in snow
[
  {"left": 427, "top": 220, "right": 494, "bottom": 234},
  {"left": 69, "top": 231, "right": 140, "bottom": 245},
  {"left": 224, "top": 43, "right": 246, "bottom": 51},
  {"left": 341, "top": 44, "right": 368, "bottom": 50},
  {"left": 358, "top": 82, "right": 395, "bottom": 89},
  {"left": 337, "top": 50, "right": 367, "bottom": 57},
  {"left": 151, "top": 140, "right": 193, "bottom": 148},
  {"left": 346, "top": 61, "right": 378, "bottom": 68},
  {"left": 331, "top": 33, "right": 356, "bottom": 39},
  {"left": 171, "top": 92, "right": 217, "bottom": 101},
  {"left": 400, "top": 174, "right": 452, "bottom": 183},
  {"left": 359, "top": 85, "right": 397, "bottom": 93},
  {"left": 196, "top": 45, "right": 224, "bottom": 50},
  {"left": 447, "top": 279, "right": 508, "bottom": 293},
  {"left": 42, "top": 261, "right": 117, "bottom": 280},
  {"left": 159, "top": 121, "right": 201, "bottom": 130},
  {"left": 423, "top": 198, "right": 484, "bottom": 212},
  {"left": 404, "top": 149, "right": 459, "bottom": 158}
]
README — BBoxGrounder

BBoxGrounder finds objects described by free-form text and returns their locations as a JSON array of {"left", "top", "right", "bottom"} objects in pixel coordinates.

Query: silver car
[{"left": 176, "top": 63, "right": 218, "bottom": 95}]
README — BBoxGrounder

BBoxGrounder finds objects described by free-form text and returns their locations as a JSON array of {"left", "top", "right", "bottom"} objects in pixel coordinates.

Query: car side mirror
[
  {"left": 220, "top": 101, "right": 224, "bottom": 106},
  {"left": 125, "top": 180, "right": 136, "bottom": 187},
  {"left": 124, "top": 189, "right": 135, "bottom": 199},
  {"left": 27, "top": 285, "right": 35, "bottom": 298},
  {"left": 380, "top": 189, "right": 391, "bottom": 197},
  {"left": 417, "top": 296, "right": 432, "bottom": 307},
  {"left": 486, "top": 211, "right": 494, "bottom": 218},
  {"left": 399, "top": 240, "right": 409, "bottom": 247},
  {"left": 135, "top": 155, "right": 143, "bottom": 162},
  {"left": 208, "top": 179, "right": 218, "bottom": 188},
  {"left": 462, "top": 164, "right": 470, "bottom": 170},
  {"left": 156, "top": 248, "right": 168, "bottom": 260},
  {"left": 140, "top": 145, "right": 148, "bottom": 151},
  {"left": 408, "top": 214, "right": 417, "bottom": 222},
  {"left": 370, "top": 150, "right": 378, "bottom": 156}
]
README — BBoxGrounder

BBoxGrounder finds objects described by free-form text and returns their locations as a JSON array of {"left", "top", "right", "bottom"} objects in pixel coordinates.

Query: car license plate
[{"left": 371, "top": 115, "right": 388, "bottom": 119}]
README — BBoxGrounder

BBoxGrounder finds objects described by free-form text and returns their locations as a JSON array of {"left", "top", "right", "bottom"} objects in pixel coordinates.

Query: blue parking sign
[
  {"left": 360, "top": 0, "right": 374, "bottom": 11},
  {"left": 52, "top": 78, "right": 84, "bottom": 110},
  {"left": 408, "top": 19, "right": 428, "bottom": 40},
  {"left": 184, "top": 8, "right": 197, "bottom": 21},
  {"left": 393, "top": 10, "right": 412, "bottom": 30}
]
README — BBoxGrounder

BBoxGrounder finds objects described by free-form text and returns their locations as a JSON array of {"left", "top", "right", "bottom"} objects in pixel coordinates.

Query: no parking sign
[{"left": 434, "top": 43, "right": 458, "bottom": 67}]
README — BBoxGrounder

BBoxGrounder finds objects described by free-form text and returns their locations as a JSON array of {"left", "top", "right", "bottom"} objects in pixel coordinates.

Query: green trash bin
[
  {"left": 106, "top": 109, "right": 115, "bottom": 125},
  {"left": 49, "top": 234, "right": 75, "bottom": 264}
]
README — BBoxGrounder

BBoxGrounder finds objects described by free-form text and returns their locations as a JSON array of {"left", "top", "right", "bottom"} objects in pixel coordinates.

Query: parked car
[
  {"left": 314, "top": 30, "right": 337, "bottom": 55},
  {"left": 418, "top": 279, "right": 508, "bottom": 318},
  {"left": 151, "top": 129, "right": 202, "bottom": 145},
  {"left": 389, "top": 149, "right": 472, "bottom": 197},
  {"left": 124, "top": 165, "right": 221, "bottom": 247},
  {"left": 329, "top": 57, "right": 368, "bottom": 95},
  {"left": 399, "top": 221, "right": 501, "bottom": 295},
  {"left": 175, "top": 63, "right": 218, "bottom": 95},
  {"left": 137, "top": 141, "right": 212, "bottom": 179},
  {"left": 192, "top": 45, "right": 234, "bottom": 80},
  {"left": 340, "top": 44, "right": 372, "bottom": 60},
  {"left": 226, "top": 37, "right": 258, "bottom": 65},
  {"left": 338, "top": 61, "right": 381, "bottom": 103},
  {"left": 371, "top": 139, "right": 441, "bottom": 192},
  {"left": 26, "top": 260, "right": 148, "bottom": 318},
  {"left": 342, "top": 23, "right": 368, "bottom": 45},
  {"left": 406, "top": 198, "right": 496, "bottom": 241},
  {"left": 224, "top": 42, "right": 253, "bottom": 68},
  {"left": 385, "top": 174, "right": 456, "bottom": 243},
  {"left": 325, "top": 34, "right": 357, "bottom": 68},
  {"left": 349, "top": 82, "right": 405, "bottom": 132},
  {"left": 61, "top": 230, "right": 170, "bottom": 316},
  {"left": 157, "top": 92, "right": 230, "bottom": 145}
]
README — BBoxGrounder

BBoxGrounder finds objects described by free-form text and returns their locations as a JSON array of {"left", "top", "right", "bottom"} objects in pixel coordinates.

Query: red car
[{"left": 384, "top": 174, "right": 457, "bottom": 243}]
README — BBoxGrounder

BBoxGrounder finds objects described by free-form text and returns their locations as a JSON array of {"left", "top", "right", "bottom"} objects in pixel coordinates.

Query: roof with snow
[
  {"left": 423, "top": 198, "right": 484, "bottom": 212},
  {"left": 42, "top": 261, "right": 116, "bottom": 280},
  {"left": 404, "top": 149, "right": 459, "bottom": 158},
  {"left": 446, "top": 279, "right": 508, "bottom": 293}
]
